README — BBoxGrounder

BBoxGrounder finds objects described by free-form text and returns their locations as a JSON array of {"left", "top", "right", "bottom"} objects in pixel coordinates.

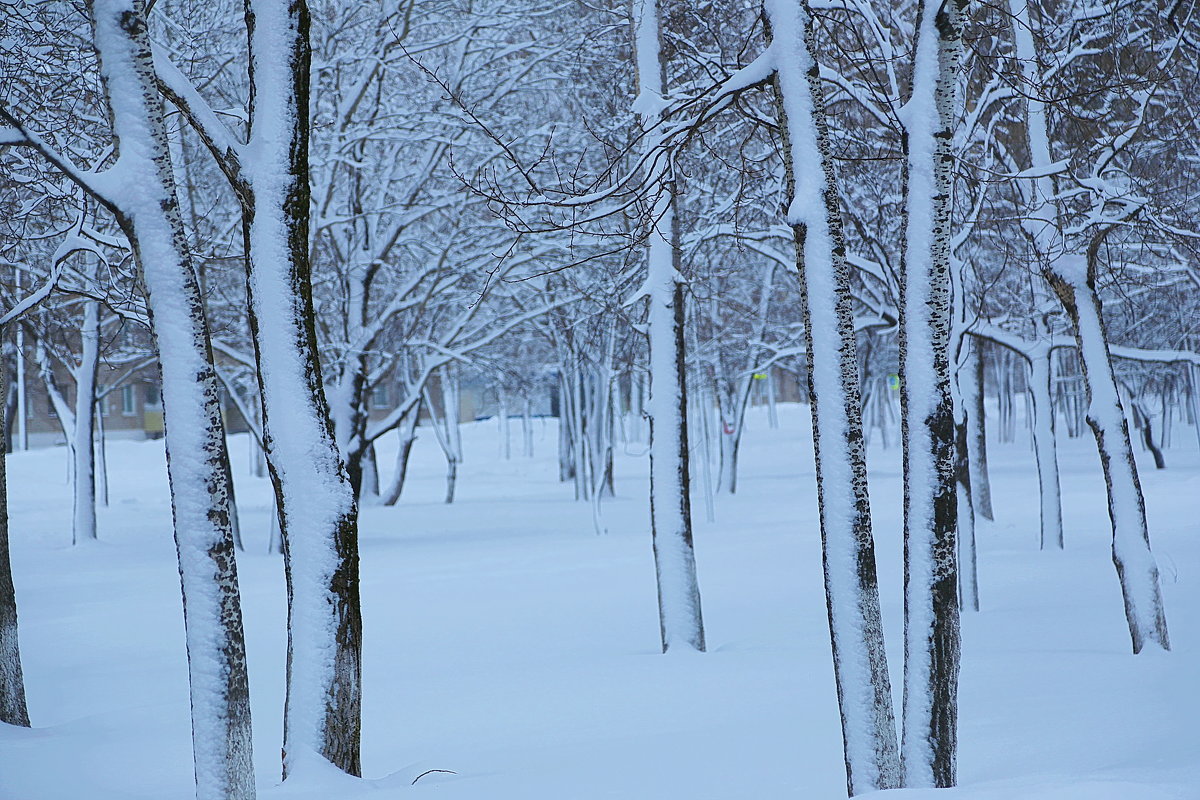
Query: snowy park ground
[{"left": 1, "top": 402, "right": 1197, "bottom": 799}]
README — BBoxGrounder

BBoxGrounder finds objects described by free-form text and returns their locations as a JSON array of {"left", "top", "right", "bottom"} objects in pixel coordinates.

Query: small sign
[
  {"left": 887, "top": 374, "right": 900, "bottom": 391},
  {"left": 752, "top": 373, "right": 768, "bottom": 380}
]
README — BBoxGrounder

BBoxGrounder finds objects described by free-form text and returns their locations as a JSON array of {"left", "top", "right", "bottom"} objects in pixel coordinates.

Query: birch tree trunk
[
  {"left": 898, "top": 0, "right": 965, "bottom": 786},
  {"left": 94, "top": 398, "right": 109, "bottom": 508},
  {"left": 87, "top": 1, "right": 255, "bottom": 795},
  {"left": 0, "top": 358, "right": 30, "bottom": 727},
  {"left": 1005, "top": 0, "right": 1169, "bottom": 653},
  {"left": 1028, "top": 344, "right": 1063, "bottom": 549},
  {"left": 72, "top": 299, "right": 100, "bottom": 545},
  {"left": 1045, "top": 250, "right": 1170, "bottom": 653},
  {"left": 764, "top": 0, "right": 901, "bottom": 792},
  {"left": 634, "top": 0, "right": 706, "bottom": 653},
  {"left": 961, "top": 339, "right": 992, "bottom": 520}
]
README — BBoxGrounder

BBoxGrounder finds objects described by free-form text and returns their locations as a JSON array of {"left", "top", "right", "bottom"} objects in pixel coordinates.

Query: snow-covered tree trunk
[
  {"left": 1005, "top": 0, "right": 1169, "bottom": 653},
  {"left": 557, "top": 390, "right": 574, "bottom": 482},
  {"left": 222, "top": 445, "right": 245, "bottom": 553},
  {"left": 522, "top": 395, "right": 534, "bottom": 457},
  {"left": 954, "top": 418, "right": 979, "bottom": 611},
  {"left": 14, "top": 319, "right": 27, "bottom": 452},
  {"left": 423, "top": 371, "right": 462, "bottom": 505},
  {"left": 361, "top": 444, "right": 380, "bottom": 500},
  {"left": 764, "top": 0, "right": 901, "bottom": 792},
  {"left": 897, "top": 0, "right": 965, "bottom": 786},
  {"left": 94, "top": 398, "right": 109, "bottom": 508},
  {"left": 498, "top": 389, "right": 510, "bottom": 460},
  {"left": 85, "top": 1, "right": 256, "bottom": 795},
  {"left": 1028, "top": 344, "right": 1063, "bottom": 550},
  {"left": 634, "top": 0, "right": 706, "bottom": 654},
  {"left": 766, "top": 371, "right": 779, "bottom": 429},
  {"left": 1045, "top": 252, "right": 1170, "bottom": 653},
  {"left": 714, "top": 260, "right": 775, "bottom": 495},
  {"left": 72, "top": 299, "right": 100, "bottom": 544},
  {"left": 961, "top": 339, "right": 992, "bottom": 520},
  {"left": 716, "top": 395, "right": 741, "bottom": 495},
  {"left": 1188, "top": 364, "right": 1200, "bottom": 453},
  {"left": 381, "top": 402, "right": 419, "bottom": 507},
  {"left": 237, "top": 0, "right": 363, "bottom": 774},
  {"left": 0, "top": 358, "right": 30, "bottom": 728}
]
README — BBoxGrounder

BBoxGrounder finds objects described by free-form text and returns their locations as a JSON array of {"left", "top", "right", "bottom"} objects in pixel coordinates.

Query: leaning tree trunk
[
  {"left": 0, "top": 354, "right": 30, "bottom": 728},
  {"left": 381, "top": 401, "right": 420, "bottom": 507},
  {"left": 1044, "top": 249, "right": 1170, "bottom": 653},
  {"left": 240, "top": 0, "right": 362, "bottom": 775},
  {"left": 764, "top": 0, "right": 901, "bottom": 793},
  {"left": 1004, "top": 0, "right": 1169, "bottom": 654},
  {"left": 635, "top": 0, "right": 706, "bottom": 653},
  {"left": 88, "top": 1, "right": 256, "bottom": 795},
  {"left": 898, "top": 0, "right": 965, "bottom": 787}
]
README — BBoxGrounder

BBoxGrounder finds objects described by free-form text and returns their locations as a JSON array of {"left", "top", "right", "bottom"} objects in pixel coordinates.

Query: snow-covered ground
[{"left": 1, "top": 403, "right": 1197, "bottom": 798}]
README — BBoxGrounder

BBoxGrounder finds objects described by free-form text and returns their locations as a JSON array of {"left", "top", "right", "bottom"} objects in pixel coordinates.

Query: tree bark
[
  {"left": 1028, "top": 345, "right": 1063, "bottom": 549},
  {"left": 635, "top": 0, "right": 706, "bottom": 653},
  {"left": 87, "top": 2, "right": 256, "bottom": 795},
  {"left": 1044, "top": 249, "right": 1170, "bottom": 653},
  {"left": 962, "top": 338, "right": 992, "bottom": 520},
  {"left": 0, "top": 355, "right": 30, "bottom": 727},
  {"left": 381, "top": 402, "right": 419, "bottom": 506},
  {"left": 898, "top": 0, "right": 965, "bottom": 786},
  {"left": 237, "top": 0, "right": 363, "bottom": 774},
  {"left": 72, "top": 299, "right": 100, "bottom": 545},
  {"left": 765, "top": 0, "right": 902, "bottom": 792}
]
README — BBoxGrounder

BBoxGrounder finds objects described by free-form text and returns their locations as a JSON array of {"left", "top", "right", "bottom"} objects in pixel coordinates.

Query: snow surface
[{"left": 1, "top": 403, "right": 1198, "bottom": 798}]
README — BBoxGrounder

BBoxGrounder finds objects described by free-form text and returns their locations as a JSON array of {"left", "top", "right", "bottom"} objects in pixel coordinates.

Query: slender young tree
[
  {"left": 1043, "top": 239, "right": 1171, "bottom": 652},
  {"left": 1006, "top": 0, "right": 1170, "bottom": 652},
  {"left": 960, "top": 340, "right": 992, "bottom": 520},
  {"left": 72, "top": 297, "right": 99, "bottom": 544},
  {"left": 633, "top": 0, "right": 706, "bottom": 653},
  {"left": 897, "top": 0, "right": 966, "bottom": 786},
  {"left": 763, "top": 0, "right": 901, "bottom": 793}
]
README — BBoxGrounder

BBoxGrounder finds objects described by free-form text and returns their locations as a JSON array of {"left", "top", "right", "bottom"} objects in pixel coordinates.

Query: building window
[
  {"left": 144, "top": 384, "right": 161, "bottom": 408},
  {"left": 370, "top": 384, "right": 390, "bottom": 409},
  {"left": 122, "top": 385, "right": 136, "bottom": 416}
]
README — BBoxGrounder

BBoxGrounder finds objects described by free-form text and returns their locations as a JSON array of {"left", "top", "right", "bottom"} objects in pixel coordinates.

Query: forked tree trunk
[
  {"left": 897, "top": 0, "right": 965, "bottom": 787},
  {"left": 764, "top": 1, "right": 901, "bottom": 792},
  {"left": 237, "top": 0, "right": 363, "bottom": 774}
]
